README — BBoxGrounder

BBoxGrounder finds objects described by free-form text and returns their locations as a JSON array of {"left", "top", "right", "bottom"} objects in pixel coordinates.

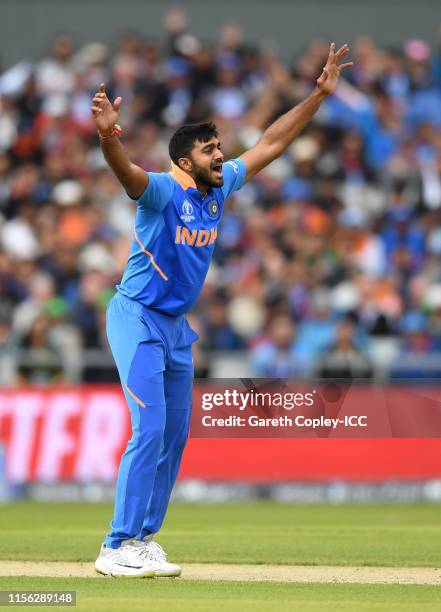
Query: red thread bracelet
[{"left": 99, "top": 124, "right": 122, "bottom": 141}]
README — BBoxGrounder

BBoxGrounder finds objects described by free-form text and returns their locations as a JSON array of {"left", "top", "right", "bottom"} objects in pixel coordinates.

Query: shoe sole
[
  {"left": 95, "top": 563, "right": 155, "bottom": 578},
  {"left": 154, "top": 569, "right": 182, "bottom": 577}
]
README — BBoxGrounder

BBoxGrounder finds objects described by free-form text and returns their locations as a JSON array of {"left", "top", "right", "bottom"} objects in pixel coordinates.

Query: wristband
[{"left": 99, "top": 124, "right": 122, "bottom": 141}]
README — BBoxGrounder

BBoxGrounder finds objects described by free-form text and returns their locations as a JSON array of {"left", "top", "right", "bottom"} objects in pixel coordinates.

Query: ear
[{"left": 178, "top": 157, "right": 193, "bottom": 172}]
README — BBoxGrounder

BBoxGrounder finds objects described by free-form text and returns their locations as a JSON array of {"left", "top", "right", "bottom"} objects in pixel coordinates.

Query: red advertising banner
[
  {"left": 0, "top": 386, "right": 441, "bottom": 483},
  {"left": 0, "top": 387, "right": 131, "bottom": 483}
]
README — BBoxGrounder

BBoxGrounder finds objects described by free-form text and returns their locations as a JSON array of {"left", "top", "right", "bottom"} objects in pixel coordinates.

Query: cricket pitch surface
[{"left": 0, "top": 562, "right": 439, "bottom": 585}]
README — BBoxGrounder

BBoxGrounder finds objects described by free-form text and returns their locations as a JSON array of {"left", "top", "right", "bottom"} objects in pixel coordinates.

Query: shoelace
[{"left": 137, "top": 541, "right": 167, "bottom": 562}]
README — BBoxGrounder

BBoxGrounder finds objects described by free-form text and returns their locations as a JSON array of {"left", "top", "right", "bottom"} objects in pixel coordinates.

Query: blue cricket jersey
[{"left": 116, "top": 158, "right": 247, "bottom": 316}]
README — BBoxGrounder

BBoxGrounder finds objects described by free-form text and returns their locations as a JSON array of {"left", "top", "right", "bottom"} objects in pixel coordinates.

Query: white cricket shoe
[
  {"left": 95, "top": 542, "right": 156, "bottom": 578},
  {"left": 132, "top": 538, "right": 182, "bottom": 577}
]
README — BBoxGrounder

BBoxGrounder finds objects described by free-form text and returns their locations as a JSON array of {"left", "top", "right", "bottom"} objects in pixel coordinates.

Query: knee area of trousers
[
  {"left": 176, "top": 427, "right": 190, "bottom": 448},
  {"left": 170, "top": 423, "right": 190, "bottom": 453},
  {"left": 135, "top": 420, "right": 165, "bottom": 446}
]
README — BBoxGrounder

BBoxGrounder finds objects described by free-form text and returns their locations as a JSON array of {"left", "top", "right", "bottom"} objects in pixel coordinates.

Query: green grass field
[
  {"left": 0, "top": 577, "right": 440, "bottom": 612},
  {"left": 0, "top": 501, "right": 440, "bottom": 611}
]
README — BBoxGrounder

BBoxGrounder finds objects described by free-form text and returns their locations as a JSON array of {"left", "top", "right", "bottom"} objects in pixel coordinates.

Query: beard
[{"left": 192, "top": 162, "right": 224, "bottom": 189}]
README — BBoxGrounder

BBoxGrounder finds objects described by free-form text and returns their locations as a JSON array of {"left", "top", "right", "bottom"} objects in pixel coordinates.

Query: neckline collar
[
  {"left": 169, "top": 162, "right": 213, "bottom": 197},
  {"left": 170, "top": 162, "right": 196, "bottom": 190}
]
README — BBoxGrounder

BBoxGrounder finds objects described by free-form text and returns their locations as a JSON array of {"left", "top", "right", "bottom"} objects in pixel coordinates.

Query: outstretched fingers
[
  {"left": 335, "top": 43, "right": 349, "bottom": 59},
  {"left": 338, "top": 61, "right": 354, "bottom": 72},
  {"left": 327, "top": 42, "right": 336, "bottom": 62},
  {"left": 92, "top": 87, "right": 109, "bottom": 113},
  {"left": 317, "top": 41, "right": 353, "bottom": 92},
  {"left": 316, "top": 68, "right": 328, "bottom": 86},
  {"left": 113, "top": 96, "right": 122, "bottom": 112}
]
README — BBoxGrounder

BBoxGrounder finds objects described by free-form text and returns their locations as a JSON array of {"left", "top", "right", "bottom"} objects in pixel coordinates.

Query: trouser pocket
[{"left": 126, "top": 339, "right": 166, "bottom": 409}]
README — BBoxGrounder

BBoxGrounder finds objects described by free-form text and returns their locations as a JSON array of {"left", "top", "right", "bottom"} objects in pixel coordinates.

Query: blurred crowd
[{"left": 1, "top": 8, "right": 441, "bottom": 383}]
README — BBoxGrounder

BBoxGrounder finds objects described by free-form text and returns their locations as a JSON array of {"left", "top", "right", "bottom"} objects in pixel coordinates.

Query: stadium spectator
[
  {"left": 316, "top": 316, "right": 373, "bottom": 379},
  {"left": 251, "top": 314, "right": 299, "bottom": 377}
]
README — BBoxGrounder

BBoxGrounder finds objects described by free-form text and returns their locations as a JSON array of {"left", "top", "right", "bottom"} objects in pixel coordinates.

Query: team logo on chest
[
  {"left": 209, "top": 200, "right": 218, "bottom": 217},
  {"left": 180, "top": 200, "right": 195, "bottom": 222}
]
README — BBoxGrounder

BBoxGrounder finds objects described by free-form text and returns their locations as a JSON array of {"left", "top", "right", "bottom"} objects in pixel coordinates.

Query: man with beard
[{"left": 92, "top": 42, "right": 352, "bottom": 578}]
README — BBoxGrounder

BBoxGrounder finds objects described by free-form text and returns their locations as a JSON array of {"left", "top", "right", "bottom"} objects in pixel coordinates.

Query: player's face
[{"left": 188, "top": 138, "right": 224, "bottom": 188}]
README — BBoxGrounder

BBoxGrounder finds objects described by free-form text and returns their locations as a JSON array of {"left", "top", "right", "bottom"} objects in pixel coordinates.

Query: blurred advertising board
[{"left": 1, "top": 384, "right": 441, "bottom": 483}]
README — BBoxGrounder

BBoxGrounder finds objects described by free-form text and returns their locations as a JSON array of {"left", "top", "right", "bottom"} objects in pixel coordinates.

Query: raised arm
[
  {"left": 240, "top": 43, "right": 353, "bottom": 182},
  {"left": 91, "top": 83, "right": 147, "bottom": 199}
]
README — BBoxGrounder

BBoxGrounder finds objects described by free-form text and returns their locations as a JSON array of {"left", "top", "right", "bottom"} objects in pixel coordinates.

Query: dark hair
[{"left": 168, "top": 122, "right": 218, "bottom": 165}]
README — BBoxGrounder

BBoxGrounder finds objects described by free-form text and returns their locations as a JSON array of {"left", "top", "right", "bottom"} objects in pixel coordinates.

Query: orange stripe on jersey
[
  {"left": 125, "top": 384, "right": 146, "bottom": 408},
  {"left": 169, "top": 162, "right": 197, "bottom": 190},
  {"left": 134, "top": 228, "right": 169, "bottom": 281}
]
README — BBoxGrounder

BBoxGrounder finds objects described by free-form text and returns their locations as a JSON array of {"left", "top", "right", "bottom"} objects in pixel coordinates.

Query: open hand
[
  {"left": 316, "top": 42, "right": 353, "bottom": 96},
  {"left": 91, "top": 83, "right": 122, "bottom": 137}
]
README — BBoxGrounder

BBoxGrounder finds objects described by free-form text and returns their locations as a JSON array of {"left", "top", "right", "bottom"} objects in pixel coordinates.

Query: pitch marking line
[{"left": 0, "top": 562, "right": 440, "bottom": 585}]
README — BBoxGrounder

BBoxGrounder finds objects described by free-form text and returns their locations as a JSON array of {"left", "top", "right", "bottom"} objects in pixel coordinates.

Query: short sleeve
[
  {"left": 221, "top": 158, "right": 247, "bottom": 200},
  {"left": 136, "top": 172, "right": 175, "bottom": 212}
]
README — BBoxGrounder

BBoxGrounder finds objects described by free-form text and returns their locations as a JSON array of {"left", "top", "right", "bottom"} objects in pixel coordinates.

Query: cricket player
[{"left": 93, "top": 42, "right": 352, "bottom": 577}]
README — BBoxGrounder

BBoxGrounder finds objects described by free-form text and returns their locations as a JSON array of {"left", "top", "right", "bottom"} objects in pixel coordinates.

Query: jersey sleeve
[
  {"left": 136, "top": 172, "right": 175, "bottom": 212},
  {"left": 221, "top": 158, "right": 247, "bottom": 200}
]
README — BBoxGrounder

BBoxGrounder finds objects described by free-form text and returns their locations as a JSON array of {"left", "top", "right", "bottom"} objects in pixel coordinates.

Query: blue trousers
[{"left": 104, "top": 291, "right": 198, "bottom": 548}]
